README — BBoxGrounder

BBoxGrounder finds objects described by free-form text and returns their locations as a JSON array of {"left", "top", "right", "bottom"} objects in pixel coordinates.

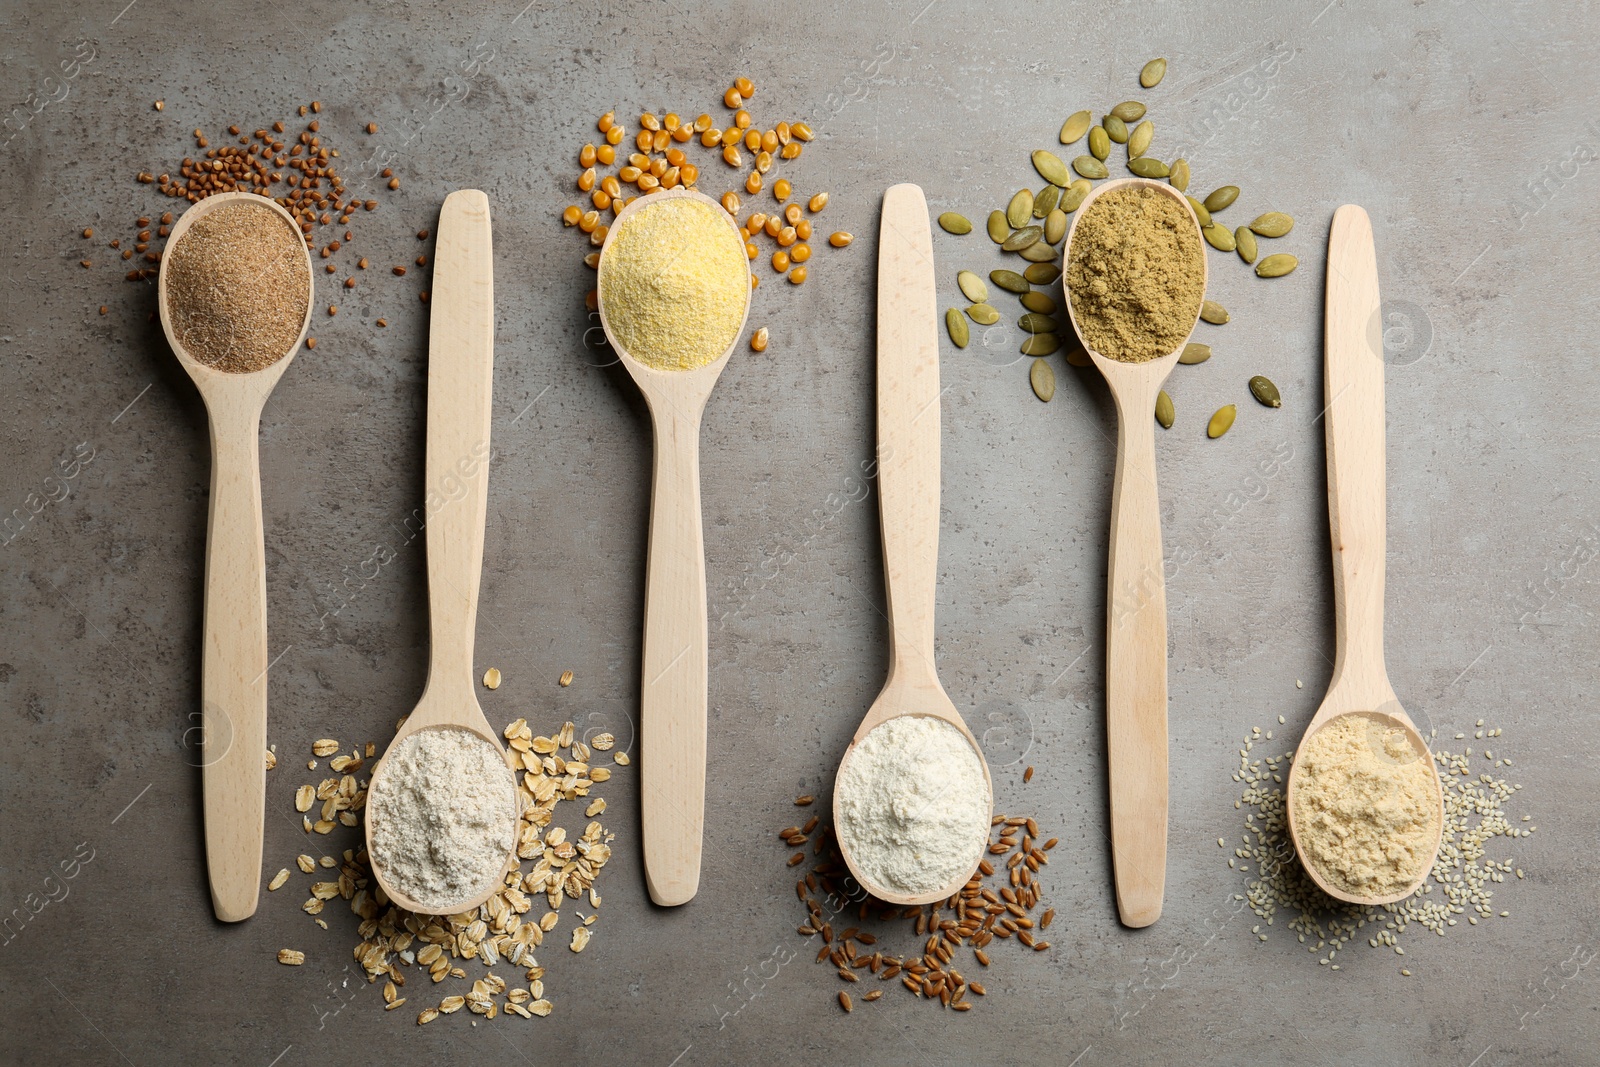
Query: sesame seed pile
[
  {"left": 1228, "top": 719, "right": 1530, "bottom": 973},
  {"left": 267, "top": 711, "right": 628, "bottom": 1024},
  {"left": 781, "top": 796, "right": 1057, "bottom": 1013}
]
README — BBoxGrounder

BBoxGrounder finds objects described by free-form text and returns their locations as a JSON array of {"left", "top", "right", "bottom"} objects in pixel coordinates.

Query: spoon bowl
[
  {"left": 362, "top": 190, "right": 520, "bottom": 917},
  {"left": 1059, "top": 177, "right": 1207, "bottom": 928},
  {"left": 158, "top": 190, "right": 313, "bottom": 922},
  {"left": 833, "top": 184, "right": 993, "bottom": 907},
  {"left": 595, "top": 186, "right": 752, "bottom": 907},
  {"left": 1284, "top": 204, "right": 1444, "bottom": 906}
]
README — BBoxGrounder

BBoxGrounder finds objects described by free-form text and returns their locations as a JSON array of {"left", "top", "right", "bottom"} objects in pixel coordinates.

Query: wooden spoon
[
  {"left": 595, "top": 186, "right": 752, "bottom": 907},
  {"left": 363, "top": 190, "right": 519, "bottom": 916},
  {"left": 158, "top": 190, "right": 313, "bottom": 922},
  {"left": 1284, "top": 204, "right": 1444, "bottom": 905},
  {"left": 1059, "top": 176, "right": 1207, "bottom": 928},
  {"left": 832, "top": 183, "right": 993, "bottom": 907}
]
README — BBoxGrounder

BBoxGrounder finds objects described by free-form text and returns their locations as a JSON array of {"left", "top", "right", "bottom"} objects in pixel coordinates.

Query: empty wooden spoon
[
  {"left": 596, "top": 186, "right": 752, "bottom": 906},
  {"left": 832, "top": 183, "right": 993, "bottom": 907},
  {"left": 363, "top": 190, "right": 519, "bottom": 915},
  {"left": 158, "top": 191, "right": 312, "bottom": 922},
  {"left": 1285, "top": 204, "right": 1444, "bottom": 905},
  {"left": 1060, "top": 177, "right": 1207, "bottom": 928}
]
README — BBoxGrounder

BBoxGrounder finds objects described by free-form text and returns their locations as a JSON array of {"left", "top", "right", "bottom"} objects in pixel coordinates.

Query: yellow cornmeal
[
  {"left": 599, "top": 197, "right": 748, "bottom": 371},
  {"left": 1292, "top": 714, "right": 1439, "bottom": 898}
]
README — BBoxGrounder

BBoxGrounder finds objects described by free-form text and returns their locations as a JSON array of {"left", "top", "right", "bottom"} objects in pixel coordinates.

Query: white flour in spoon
[
  {"left": 366, "top": 726, "right": 516, "bottom": 913},
  {"left": 835, "top": 716, "right": 991, "bottom": 896}
]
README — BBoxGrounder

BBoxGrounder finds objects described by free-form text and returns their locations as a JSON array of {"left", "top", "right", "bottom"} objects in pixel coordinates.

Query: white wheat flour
[
  {"left": 835, "top": 715, "right": 991, "bottom": 896},
  {"left": 366, "top": 726, "right": 516, "bottom": 913}
]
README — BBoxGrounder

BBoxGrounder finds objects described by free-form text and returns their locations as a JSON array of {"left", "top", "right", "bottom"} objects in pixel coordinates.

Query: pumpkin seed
[
  {"left": 957, "top": 270, "right": 988, "bottom": 304},
  {"left": 1006, "top": 189, "right": 1034, "bottom": 228},
  {"left": 1140, "top": 58, "right": 1167, "bottom": 89},
  {"left": 1044, "top": 208, "right": 1068, "bottom": 244},
  {"left": 1127, "top": 120, "right": 1153, "bottom": 158},
  {"left": 1064, "top": 344, "right": 1091, "bottom": 367},
  {"left": 1169, "top": 158, "right": 1190, "bottom": 192},
  {"left": 945, "top": 308, "right": 969, "bottom": 348},
  {"left": 1059, "top": 110, "right": 1092, "bottom": 144},
  {"left": 967, "top": 303, "right": 1001, "bottom": 325},
  {"left": 1255, "top": 253, "right": 1298, "bottom": 278},
  {"left": 1249, "top": 212, "right": 1294, "bottom": 237},
  {"left": 990, "top": 269, "right": 1030, "bottom": 294},
  {"left": 987, "top": 210, "right": 1010, "bottom": 244},
  {"left": 1111, "top": 101, "right": 1146, "bottom": 122},
  {"left": 1019, "top": 240, "right": 1058, "bottom": 262},
  {"left": 1002, "top": 225, "right": 1044, "bottom": 252},
  {"left": 1059, "top": 179, "right": 1091, "bottom": 212},
  {"left": 1249, "top": 375, "right": 1282, "bottom": 408},
  {"left": 1088, "top": 126, "right": 1111, "bottom": 161},
  {"left": 1235, "top": 225, "right": 1258, "bottom": 264},
  {"left": 938, "top": 212, "right": 973, "bottom": 235},
  {"left": 1023, "top": 263, "right": 1060, "bottom": 286},
  {"left": 1207, "top": 404, "right": 1237, "bottom": 439},
  {"left": 1030, "top": 358, "right": 1056, "bottom": 402},
  {"left": 1128, "top": 157, "right": 1170, "bottom": 178},
  {"left": 1033, "top": 184, "right": 1060, "bottom": 217},
  {"left": 1073, "top": 155, "right": 1109, "bottom": 179},
  {"left": 1155, "top": 389, "right": 1175, "bottom": 429},
  {"left": 1203, "top": 223, "right": 1236, "bottom": 252},
  {"left": 1019, "top": 312, "right": 1058, "bottom": 333},
  {"left": 1178, "top": 342, "right": 1211, "bottom": 365},
  {"left": 1020, "top": 291, "right": 1058, "bottom": 314},
  {"left": 1200, "top": 299, "right": 1230, "bottom": 325},
  {"left": 1203, "top": 185, "right": 1240, "bottom": 212},
  {"left": 1101, "top": 116, "right": 1128, "bottom": 145},
  {"left": 1185, "top": 195, "right": 1212, "bottom": 227},
  {"left": 1031, "top": 150, "right": 1070, "bottom": 187},
  {"left": 1021, "top": 333, "right": 1061, "bottom": 357}
]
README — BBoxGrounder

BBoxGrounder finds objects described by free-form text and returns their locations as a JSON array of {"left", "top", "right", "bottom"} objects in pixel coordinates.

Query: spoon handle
[
  {"left": 1324, "top": 205, "right": 1388, "bottom": 698},
  {"left": 876, "top": 183, "right": 941, "bottom": 680},
  {"left": 200, "top": 399, "right": 270, "bottom": 922},
  {"left": 423, "top": 190, "right": 495, "bottom": 696},
  {"left": 638, "top": 399, "right": 710, "bottom": 907},
  {"left": 1104, "top": 381, "right": 1168, "bottom": 929}
]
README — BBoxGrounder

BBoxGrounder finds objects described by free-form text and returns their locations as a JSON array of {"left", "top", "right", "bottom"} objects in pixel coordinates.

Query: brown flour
[
  {"left": 1065, "top": 186, "right": 1205, "bottom": 363},
  {"left": 163, "top": 199, "right": 309, "bottom": 372}
]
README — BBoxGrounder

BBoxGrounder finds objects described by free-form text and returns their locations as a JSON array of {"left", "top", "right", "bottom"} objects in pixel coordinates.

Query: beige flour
[
  {"left": 598, "top": 197, "right": 748, "bottom": 371},
  {"left": 835, "top": 716, "right": 991, "bottom": 896},
  {"left": 1292, "top": 714, "right": 1439, "bottom": 897},
  {"left": 366, "top": 727, "right": 516, "bottom": 913}
]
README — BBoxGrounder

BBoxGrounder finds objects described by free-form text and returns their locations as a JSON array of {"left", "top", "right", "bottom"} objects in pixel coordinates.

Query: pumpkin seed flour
[
  {"left": 1228, "top": 719, "right": 1530, "bottom": 971},
  {"left": 597, "top": 196, "right": 748, "bottom": 371},
  {"left": 781, "top": 794, "right": 1058, "bottom": 1012},
  {"left": 267, "top": 716, "right": 624, "bottom": 1023}
]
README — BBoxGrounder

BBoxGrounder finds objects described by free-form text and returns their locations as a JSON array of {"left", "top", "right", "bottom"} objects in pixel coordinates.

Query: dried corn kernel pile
[
  {"left": 780, "top": 796, "right": 1058, "bottom": 1013},
  {"left": 1228, "top": 718, "right": 1531, "bottom": 974},
  {"left": 562, "top": 77, "right": 853, "bottom": 351},
  {"left": 267, "top": 716, "right": 627, "bottom": 1024}
]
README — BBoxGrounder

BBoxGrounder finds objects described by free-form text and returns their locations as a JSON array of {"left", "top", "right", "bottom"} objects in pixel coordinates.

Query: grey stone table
[{"left": 2, "top": 0, "right": 1595, "bottom": 1063}]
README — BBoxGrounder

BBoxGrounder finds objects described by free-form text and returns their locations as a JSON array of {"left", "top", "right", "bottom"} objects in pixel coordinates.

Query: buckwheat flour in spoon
[{"left": 162, "top": 198, "right": 310, "bottom": 373}]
